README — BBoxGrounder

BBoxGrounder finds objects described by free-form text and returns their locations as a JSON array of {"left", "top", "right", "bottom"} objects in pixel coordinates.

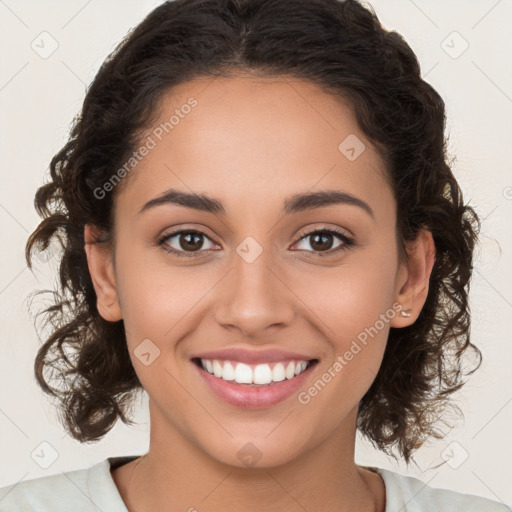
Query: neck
[{"left": 114, "top": 404, "right": 385, "bottom": 512}]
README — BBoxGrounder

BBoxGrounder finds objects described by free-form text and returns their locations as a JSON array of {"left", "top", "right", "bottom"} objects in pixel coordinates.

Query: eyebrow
[{"left": 138, "top": 188, "right": 374, "bottom": 219}]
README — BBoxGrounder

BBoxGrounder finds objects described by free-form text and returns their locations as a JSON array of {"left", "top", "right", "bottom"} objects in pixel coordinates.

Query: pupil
[
  {"left": 181, "top": 233, "right": 202, "bottom": 251},
  {"left": 311, "top": 233, "right": 333, "bottom": 251}
]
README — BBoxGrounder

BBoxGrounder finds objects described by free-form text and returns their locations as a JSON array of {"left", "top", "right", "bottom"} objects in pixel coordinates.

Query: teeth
[
  {"left": 222, "top": 361, "right": 235, "bottom": 381},
  {"left": 212, "top": 360, "right": 223, "bottom": 378},
  {"left": 272, "top": 363, "right": 286, "bottom": 382},
  {"left": 234, "top": 363, "right": 253, "bottom": 384},
  {"left": 285, "top": 361, "right": 296, "bottom": 379},
  {"left": 199, "top": 358, "right": 311, "bottom": 385},
  {"left": 295, "top": 361, "right": 307, "bottom": 375},
  {"left": 254, "top": 364, "right": 273, "bottom": 384}
]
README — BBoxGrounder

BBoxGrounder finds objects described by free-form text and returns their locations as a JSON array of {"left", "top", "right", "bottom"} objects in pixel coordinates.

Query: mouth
[
  {"left": 191, "top": 357, "right": 319, "bottom": 408},
  {"left": 192, "top": 357, "right": 318, "bottom": 385}
]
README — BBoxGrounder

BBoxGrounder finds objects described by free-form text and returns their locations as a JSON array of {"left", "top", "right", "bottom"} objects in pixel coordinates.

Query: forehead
[{"left": 116, "top": 74, "right": 394, "bottom": 222}]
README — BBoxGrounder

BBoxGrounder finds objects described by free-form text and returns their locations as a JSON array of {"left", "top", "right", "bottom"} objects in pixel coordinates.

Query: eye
[
  {"left": 157, "top": 226, "right": 355, "bottom": 259},
  {"left": 292, "top": 227, "right": 354, "bottom": 257},
  {"left": 157, "top": 229, "right": 219, "bottom": 258}
]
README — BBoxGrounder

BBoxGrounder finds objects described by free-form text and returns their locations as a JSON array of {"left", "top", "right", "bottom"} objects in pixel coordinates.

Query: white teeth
[
  {"left": 212, "top": 360, "right": 223, "bottom": 378},
  {"left": 199, "top": 358, "right": 312, "bottom": 385},
  {"left": 222, "top": 361, "right": 235, "bottom": 381},
  {"left": 272, "top": 363, "right": 286, "bottom": 382},
  {"left": 295, "top": 361, "right": 307, "bottom": 375},
  {"left": 253, "top": 364, "right": 273, "bottom": 384},
  {"left": 234, "top": 363, "right": 253, "bottom": 384},
  {"left": 285, "top": 361, "right": 295, "bottom": 379}
]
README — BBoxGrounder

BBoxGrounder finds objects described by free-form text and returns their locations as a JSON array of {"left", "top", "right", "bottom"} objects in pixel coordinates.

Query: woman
[{"left": 1, "top": 0, "right": 508, "bottom": 510}]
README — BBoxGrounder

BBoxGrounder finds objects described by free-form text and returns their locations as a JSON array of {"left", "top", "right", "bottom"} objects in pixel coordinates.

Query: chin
[{"left": 202, "top": 435, "right": 309, "bottom": 470}]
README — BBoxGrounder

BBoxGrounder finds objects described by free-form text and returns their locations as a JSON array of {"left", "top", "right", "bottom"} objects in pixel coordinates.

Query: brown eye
[
  {"left": 293, "top": 228, "right": 354, "bottom": 256},
  {"left": 158, "top": 230, "right": 217, "bottom": 257},
  {"left": 176, "top": 232, "right": 204, "bottom": 252}
]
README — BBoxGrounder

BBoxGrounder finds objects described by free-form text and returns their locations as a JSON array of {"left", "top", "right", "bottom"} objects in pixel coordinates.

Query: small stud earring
[{"left": 400, "top": 309, "right": 411, "bottom": 317}]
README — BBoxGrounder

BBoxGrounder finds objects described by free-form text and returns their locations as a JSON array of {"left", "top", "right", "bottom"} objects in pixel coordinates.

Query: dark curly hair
[{"left": 25, "top": 0, "right": 482, "bottom": 463}]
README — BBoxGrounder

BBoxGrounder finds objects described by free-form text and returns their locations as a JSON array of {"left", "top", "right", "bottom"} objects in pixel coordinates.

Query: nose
[{"left": 214, "top": 245, "right": 296, "bottom": 339}]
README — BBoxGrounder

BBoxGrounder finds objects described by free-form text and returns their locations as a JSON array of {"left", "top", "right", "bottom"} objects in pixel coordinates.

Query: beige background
[{"left": 0, "top": 0, "right": 511, "bottom": 506}]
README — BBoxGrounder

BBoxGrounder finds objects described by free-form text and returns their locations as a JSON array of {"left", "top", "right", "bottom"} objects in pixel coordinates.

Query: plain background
[{"left": 0, "top": 0, "right": 511, "bottom": 506}]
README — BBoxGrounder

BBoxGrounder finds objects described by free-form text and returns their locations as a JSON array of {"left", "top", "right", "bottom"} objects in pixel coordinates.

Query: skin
[{"left": 85, "top": 73, "right": 435, "bottom": 512}]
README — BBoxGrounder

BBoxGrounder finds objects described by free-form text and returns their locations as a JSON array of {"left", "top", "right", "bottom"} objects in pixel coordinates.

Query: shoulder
[
  {"left": 0, "top": 465, "right": 93, "bottom": 511},
  {"left": 376, "top": 468, "right": 511, "bottom": 512},
  {"left": 0, "top": 457, "right": 131, "bottom": 512}
]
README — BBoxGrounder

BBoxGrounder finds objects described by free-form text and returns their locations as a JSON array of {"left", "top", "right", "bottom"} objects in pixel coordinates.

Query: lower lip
[{"left": 193, "top": 361, "right": 318, "bottom": 409}]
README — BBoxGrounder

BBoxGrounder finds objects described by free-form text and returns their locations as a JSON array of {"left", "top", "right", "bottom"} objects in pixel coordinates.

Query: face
[{"left": 86, "top": 74, "right": 431, "bottom": 469}]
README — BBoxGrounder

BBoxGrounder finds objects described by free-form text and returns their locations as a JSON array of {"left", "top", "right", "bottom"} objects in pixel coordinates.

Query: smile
[
  {"left": 192, "top": 357, "right": 319, "bottom": 408},
  {"left": 195, "top": 358, "right": 314, "bottom": 385}
]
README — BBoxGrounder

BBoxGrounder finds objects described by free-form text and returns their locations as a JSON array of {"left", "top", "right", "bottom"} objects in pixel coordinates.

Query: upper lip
[{"left": 192, "top": 348, "right": 318, "bottom": 365}]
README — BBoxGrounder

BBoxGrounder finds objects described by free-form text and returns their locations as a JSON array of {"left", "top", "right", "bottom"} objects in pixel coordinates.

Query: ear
[
  {"left": 84, "top": 224, "right": 123, "bottom": 322},
  {"left": 390, "top": 227, "right": 436, "bottom": 327}
]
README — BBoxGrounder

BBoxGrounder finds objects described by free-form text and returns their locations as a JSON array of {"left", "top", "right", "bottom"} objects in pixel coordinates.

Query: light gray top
[{"left": 0, "top": 455, "right": 510, "bottom": 511}]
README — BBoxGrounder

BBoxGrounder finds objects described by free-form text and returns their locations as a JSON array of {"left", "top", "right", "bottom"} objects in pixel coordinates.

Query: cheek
[
  {"left": 291, "top": 248, "right": 398, "bottom": 396},
  {"left": 296, "top": 272, "right": 393, "bottom": 418},
  {"left": 294, "top": 249, "right": 399, "bottom": 338},
  {"left": 115, "top": 241, "right": 211, "bottom": 339},
  {"left": 114, "top": 252, "right": 223, "bottom": 395}
]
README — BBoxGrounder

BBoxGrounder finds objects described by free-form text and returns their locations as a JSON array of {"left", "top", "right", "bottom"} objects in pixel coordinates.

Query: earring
[{"left": 400, "top": 309, "right": 412, "bottom": 317}]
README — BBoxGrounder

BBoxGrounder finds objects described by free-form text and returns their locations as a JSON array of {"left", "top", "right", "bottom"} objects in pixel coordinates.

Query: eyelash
[{"left": 156, "top": 227, "right": 355, "bottom": 259}]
